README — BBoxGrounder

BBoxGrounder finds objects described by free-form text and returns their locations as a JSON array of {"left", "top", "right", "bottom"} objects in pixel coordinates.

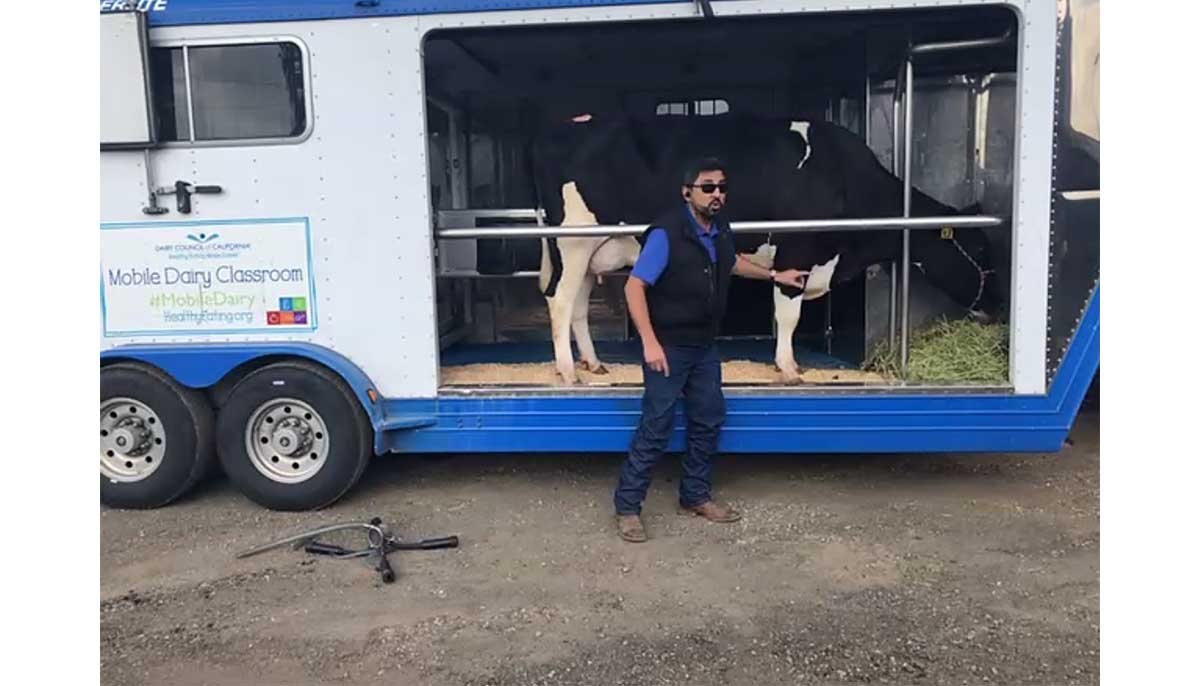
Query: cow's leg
[
  {"left": 548, "top": 284, "right": 579, "bottom": 384},
  {"left": 574, "top": 236, "right": 641, "bottom": 374},
  {"left": 571, "top": 276, "right": 607, "bottom": 374},
  {"left": 774, "top": 287, "right": 805, "bottom": 383},
  {"left": 540, "top": 236, "right": 576, "bottom": 383},
  {"left": 549, "top": 243, "right": 595, "bottom": 384}
]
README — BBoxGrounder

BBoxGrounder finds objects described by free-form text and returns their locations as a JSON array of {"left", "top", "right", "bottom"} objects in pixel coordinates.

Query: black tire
[
  {"left": 100, "top": 362, "right": 216, "bottom": 509},
  {"left": 216, "top": 360, "right": 373, "bottom": 510}
]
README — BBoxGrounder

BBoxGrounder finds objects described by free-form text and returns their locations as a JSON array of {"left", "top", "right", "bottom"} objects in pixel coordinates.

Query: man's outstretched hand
[{"left": 773, "top": 269, "right": 808, "bottom": 289}]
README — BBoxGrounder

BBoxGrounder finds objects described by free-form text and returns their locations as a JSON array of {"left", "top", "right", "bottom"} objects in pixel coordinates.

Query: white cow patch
[
  {"left": 790, "top": 121, "right": 813, "bottom": 171},
  {"left": 540, "top": 181, "right": 639, "bottom": 383},
  {"left": 561, "top": 181, "right": 598, "bottom": 226},
  {"left": 774, "top": 284, "right": 804, "bottom": 382},
  {"left": 742, "top": 243, "right": 776, "bottom": 270},
  {"left": 773, "top": 253, "right": 839, "bottom": 382},
  {"left": 590, "top": 236, "right": 641, "bottom": 274},
  {"left": 801, "top": 254, "right": 839, "bottom": 301}
]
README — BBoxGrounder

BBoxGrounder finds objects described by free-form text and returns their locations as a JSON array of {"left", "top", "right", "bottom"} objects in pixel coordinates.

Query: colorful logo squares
[{"left": 267, "top": 296, "right": 309, "bottom": 326}]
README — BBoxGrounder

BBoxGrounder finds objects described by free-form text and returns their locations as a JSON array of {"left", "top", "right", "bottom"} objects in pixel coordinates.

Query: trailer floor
[
  {"left": 100, "top": 409, "right": 1099, "bottom": 686},
  {"left": 439, "top": 339, "right": 890, "bottom": 387}
]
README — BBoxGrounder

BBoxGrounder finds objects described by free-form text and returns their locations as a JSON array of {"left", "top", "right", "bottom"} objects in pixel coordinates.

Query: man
[{"left": 614, "top": 157, "right": 807, "bottom": 543}]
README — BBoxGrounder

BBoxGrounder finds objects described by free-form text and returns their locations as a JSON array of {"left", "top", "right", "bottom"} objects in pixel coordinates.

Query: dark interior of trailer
[{"left": 423, "top": 5, "right": 1019, "bottom": 389}]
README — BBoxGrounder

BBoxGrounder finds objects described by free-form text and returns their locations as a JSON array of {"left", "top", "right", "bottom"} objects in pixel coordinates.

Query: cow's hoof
[
  {"left": 777, "top": 367, "right": 803, "bottom": 384},
  {"left": 576, "top": 360, "right": 608, "bottom": 375}
]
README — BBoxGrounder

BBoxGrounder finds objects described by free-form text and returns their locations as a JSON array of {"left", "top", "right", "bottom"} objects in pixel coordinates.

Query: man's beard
[{"left": 697, "top": 201, "right": 723, "bottom": 219}]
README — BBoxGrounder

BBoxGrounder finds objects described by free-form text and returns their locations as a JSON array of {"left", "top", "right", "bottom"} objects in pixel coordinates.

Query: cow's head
[{"left": 911, "top": 212, "right": 1004, "bottom": 322}]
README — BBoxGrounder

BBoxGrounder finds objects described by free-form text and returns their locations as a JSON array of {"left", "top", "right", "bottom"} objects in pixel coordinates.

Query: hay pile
[{"left": 864, "top": 318, "right": 1008, "bottom": 385}]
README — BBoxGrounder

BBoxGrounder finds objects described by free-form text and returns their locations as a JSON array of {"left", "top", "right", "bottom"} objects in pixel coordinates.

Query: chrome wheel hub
[
  {"left": 245, "top": 398, "right": 330, "bottom": 484},
  {"left": 101, "top": 398, "right": 166, "bottom": 483}
]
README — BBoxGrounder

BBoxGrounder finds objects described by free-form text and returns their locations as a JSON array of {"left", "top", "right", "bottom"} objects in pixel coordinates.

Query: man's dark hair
[{"left": 682, "top": 156, "right": 727, "bottom": 186}]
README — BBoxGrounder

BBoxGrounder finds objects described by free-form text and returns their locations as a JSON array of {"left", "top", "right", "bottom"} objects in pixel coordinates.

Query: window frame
[{"left": 149, "top": 35, "right": 314, "bottom": 148}]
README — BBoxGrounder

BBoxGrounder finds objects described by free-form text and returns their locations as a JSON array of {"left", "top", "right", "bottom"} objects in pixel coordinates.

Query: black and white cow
[{"left": 531, "top": 113, "right": 1001, "bottom": 382}]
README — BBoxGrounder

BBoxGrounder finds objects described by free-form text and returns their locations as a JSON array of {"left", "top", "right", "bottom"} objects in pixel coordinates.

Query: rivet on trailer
[{"left": 99, "top": 0, "right": 1099, "bottom": 511}]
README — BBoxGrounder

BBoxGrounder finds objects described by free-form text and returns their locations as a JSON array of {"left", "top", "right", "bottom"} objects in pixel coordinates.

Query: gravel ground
[{"left": 101, "top": 409, "right": 1099, "bottom": 686}]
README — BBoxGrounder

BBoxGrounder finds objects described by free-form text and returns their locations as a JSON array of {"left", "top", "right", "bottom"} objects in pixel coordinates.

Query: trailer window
[
  {"left": 149, "top": 48, "right": 189, "bottom": 141},
  {"left": 655, "top": 99, "right": 729, "bottom": 116},
  {"left": 148, "top": 41, "right": 308, "bottom": 143}
]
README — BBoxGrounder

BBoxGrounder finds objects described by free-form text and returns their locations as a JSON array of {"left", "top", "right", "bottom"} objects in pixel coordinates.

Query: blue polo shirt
[{"left": 630, "top": 206, "right": 718, "bottom": 285}]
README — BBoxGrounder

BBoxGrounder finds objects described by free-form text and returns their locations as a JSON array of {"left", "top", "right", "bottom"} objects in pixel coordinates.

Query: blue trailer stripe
[{"left": 102, "top": 0, "right": 687, "bottom": 27}]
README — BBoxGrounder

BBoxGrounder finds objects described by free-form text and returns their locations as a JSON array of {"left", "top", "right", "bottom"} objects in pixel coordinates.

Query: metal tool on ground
[{"left": 236, "top": 517, "right": 459, "bottom": 583}]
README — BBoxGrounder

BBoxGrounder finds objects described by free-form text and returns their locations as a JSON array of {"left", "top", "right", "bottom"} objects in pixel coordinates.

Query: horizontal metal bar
[
  {"left": 436, "top": 215, "right": 1003, "bottom": 240},
  {"left": 438, "top": 270, "right": 542, "bottom": 278},
  {"left": 909, "top": 29, "right": 1013, "bottom": 56},
  {"left": 436, "top": 209, "right": 545, "bottom": 225}
]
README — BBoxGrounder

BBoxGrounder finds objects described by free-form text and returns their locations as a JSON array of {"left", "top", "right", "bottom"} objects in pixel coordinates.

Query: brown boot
[
  {"left": 680, "top": 501, "right": 742, "bottom": 523},
  {"left": 615, "top": 514, "right": 648, "bottom": 542}
]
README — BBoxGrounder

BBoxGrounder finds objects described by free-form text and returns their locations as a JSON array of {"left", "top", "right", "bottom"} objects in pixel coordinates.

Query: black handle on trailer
[{"left": 172, "top": 181, "right": 223, "bottom": 214}]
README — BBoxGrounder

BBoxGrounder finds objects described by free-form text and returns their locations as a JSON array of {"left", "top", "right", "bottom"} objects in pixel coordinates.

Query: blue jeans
[{"left": 614, "top": 343, "right": 726, "bottom": 515}]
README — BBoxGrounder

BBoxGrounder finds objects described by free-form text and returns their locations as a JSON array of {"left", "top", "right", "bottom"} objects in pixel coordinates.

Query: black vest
[{"left": 643, "top": 205, "right": 737, "bottom": 346}]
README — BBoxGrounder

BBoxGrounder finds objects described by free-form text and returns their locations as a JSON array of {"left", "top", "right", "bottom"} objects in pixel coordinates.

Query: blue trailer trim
[
  {"left": 100, "top": 342, "right": 439, "bottom": 449},
  {"left": 380, "top": 287, "right": 1099, "bottom": 454},
  {"left": 101, "top": 0, "right": 686, "bottom": 27}
]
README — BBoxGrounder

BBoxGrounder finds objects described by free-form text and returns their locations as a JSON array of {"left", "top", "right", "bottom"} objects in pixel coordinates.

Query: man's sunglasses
[{"left": 688, "top": 182, "right": 728, "bottom": 194}]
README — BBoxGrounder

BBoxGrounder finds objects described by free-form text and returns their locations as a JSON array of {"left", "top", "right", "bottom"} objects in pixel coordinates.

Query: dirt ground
[{"left": 101, "top": 409, "right": 1099, "bottom": 686}]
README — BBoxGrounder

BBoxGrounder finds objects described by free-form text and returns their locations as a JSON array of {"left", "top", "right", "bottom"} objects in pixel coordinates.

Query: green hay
[{"left": 864, "top": 318, "right": 1009, "bottom": 385}]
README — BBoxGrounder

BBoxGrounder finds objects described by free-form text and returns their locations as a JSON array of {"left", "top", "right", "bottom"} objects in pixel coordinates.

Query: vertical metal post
[
  {"left": 181, "top": 45, "right": 196, "bottom": 142},
  {"left": 142, "top": 148, "right": 161, "bottom": 214},
  {"left": 900, "top": 58, "right": 915, "bottom": 377},
  {"left": 447, "top": 110, "right": 467, "bottom": 208},
  {"left": 889, "top": 65, "right": 904, "bottom": 350},
  {"left": 973, "top": 75, "right": 992, "bottom": 202},
  {"left": 445, "top": 107, "right": 471, "bottom": 336},
  {"left": 892, "top": 64, "right": 905, "bottom": 175},
  {"left": 824, "top": 293, "right": 834, "bottom": 355},
  {"left": 864, "top": 76, "right": 871, "bottom": 146},
  {"left": 888, "top": 262, "right": 898, "bottom": 348}
]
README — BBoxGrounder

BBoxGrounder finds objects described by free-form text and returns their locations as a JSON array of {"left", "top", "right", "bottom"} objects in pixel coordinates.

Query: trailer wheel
[
  {"left": 216, "top": 360, "right": 373, "bottom": 511},
  {"left": 100, "top": 362, "right": 216, "bottom": 509}
]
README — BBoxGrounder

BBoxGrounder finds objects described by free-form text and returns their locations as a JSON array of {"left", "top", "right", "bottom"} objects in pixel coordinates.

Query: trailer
[{"left": 99, "top": 0, "right": 1099, "bottom": 510}]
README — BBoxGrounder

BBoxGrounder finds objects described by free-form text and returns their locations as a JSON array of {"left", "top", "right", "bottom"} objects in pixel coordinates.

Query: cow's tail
[
  {"left": 539, "top": 237, "right": 564, "bottom": 298},
  {"left": 528, "top": 131, "right": 566, "bottom": 299},
  {"left": 531, "top": 164, "right": 565, "bottom": 299}
]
